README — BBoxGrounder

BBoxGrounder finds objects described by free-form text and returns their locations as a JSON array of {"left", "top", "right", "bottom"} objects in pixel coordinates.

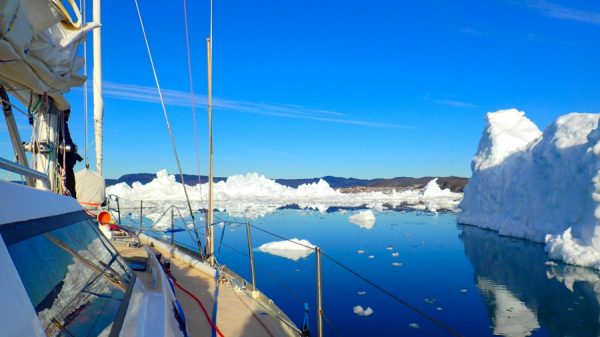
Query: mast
[
  {"left": 206, "top": 0, "right": 214, "bottom": 266},
  {"left": 93, "top": 0, "right": 103, "bottom": 174}
]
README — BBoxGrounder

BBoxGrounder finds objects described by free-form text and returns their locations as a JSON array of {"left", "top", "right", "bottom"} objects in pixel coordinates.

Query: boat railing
[
  {"left": 106, "top": 195, "right": 310, "bottom": 335},
  {"left": 0, "top": 157, "right": 50, "bottom": 185},
  {"left": 106, "top": 195, "right": 464, "bottom": 337}
]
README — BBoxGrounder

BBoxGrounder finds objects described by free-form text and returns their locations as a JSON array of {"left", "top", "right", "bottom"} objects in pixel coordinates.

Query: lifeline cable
[
  {"left": 321, "top": 251, "right": 463, "bottom": 337},
  {"left": 214, "top": 216, "right": 462, "bottom": 336}
]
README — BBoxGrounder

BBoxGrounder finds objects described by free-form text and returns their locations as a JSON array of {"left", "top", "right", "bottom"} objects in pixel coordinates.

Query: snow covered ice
[
  {"left": 352, "top": 305, "right": 374, "bottom": 317},
  {"left": 348, "top": 210, "right": 376, "bottom": 229},
  {"left": 459, "top": 108, "right": 600, "bottom": 269},
  {"left": 106, "top": 170, "right": 462, "bottom": 219},
  {"left": 256, "top": 239, "right": 316, "bottom": 261}
]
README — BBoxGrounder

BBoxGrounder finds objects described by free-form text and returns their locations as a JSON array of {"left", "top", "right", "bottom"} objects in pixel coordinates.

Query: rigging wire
[
  {"left": 0, "top": 96, "right": 29, "bottom": 117},
  {"left": 321, "top": 312, "right": 344, "bottom": 337},
  {"left": 182, "top": 0, "right": 203, "bottom": 202},
  {"left": 80, "top": 0, "right": 89, "bottom": 168},
  {"left": 132, "top": 0, "right": 199, "bottom": 246},
  {"left": 181, "top": 0, "right": 203, "bottom": 250}
]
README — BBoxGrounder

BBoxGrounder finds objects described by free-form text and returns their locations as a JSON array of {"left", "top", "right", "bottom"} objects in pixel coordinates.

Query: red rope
[{"left": 169, "top": 276, "right": 225, "bottom": 337}]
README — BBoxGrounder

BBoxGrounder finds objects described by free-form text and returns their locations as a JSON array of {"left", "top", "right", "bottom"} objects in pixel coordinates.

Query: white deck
[{"left": 0, "top": 180, "right": 82, "bottom": 225}]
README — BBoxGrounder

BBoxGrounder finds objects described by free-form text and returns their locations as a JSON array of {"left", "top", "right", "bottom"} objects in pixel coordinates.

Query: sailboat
[{"left": 0, "top": 0, "right": 301, "bottom": 336}]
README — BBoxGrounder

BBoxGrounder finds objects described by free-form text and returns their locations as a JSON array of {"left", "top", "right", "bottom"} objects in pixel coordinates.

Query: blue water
[{"left": 146, "top": 209, "right": 600, "bottom": 337}]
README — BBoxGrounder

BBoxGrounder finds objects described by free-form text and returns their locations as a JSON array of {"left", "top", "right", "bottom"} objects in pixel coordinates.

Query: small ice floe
[
  {"left": 257, "top": 239, "right": 316, "bottom": 261},
  {"left": 357, "top": 291, "right": 367, "bottom": 296},
  {"left": 391, "top": 252, "right": 399, "bottom": 257},
  {"left": 386, "top": 245, "right": 393, "bottom": 251},
  {"left": 436, "top": 307, "right": 443, "bottom": 311},
  {"left": 294, "top": 269, "right": 301, "bottom": 272},
  {"left": 368, "top": 255, "right": 375, "bottom": 259},
  {"left": 186, "top": 223, "right": 195, "bottom": 230},
  {"left": 217, "top": 222, "right": 225, "bottom": 228},
  {"left": 353, "top": 305, "right": 374, "bottom": 317},
  {"left": 339, "top": 209, "right": 348, "bottom": 215},
  {"left": 424, "top": 298, "right": 436, "bottom": 304},
  {"left": 392, "top": 262, "right": 403, "bottom": 267},
  {"left": 408, "top": 323, "right": 420, "bottom": 329},
  {"left": 459, "top": 289, "right": 468, "bottom": 293},
  {"left": 348, "top": 210, "right": 376, "bottom": 229},
  {"left": 357, "top": 249, "right": 365, "bottom": 254},
  {"left": 545, "top": 261, "right": 558, "bottom": 266}
]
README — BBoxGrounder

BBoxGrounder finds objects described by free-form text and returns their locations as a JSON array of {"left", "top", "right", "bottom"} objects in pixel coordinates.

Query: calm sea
[{"left": 146, "top": 209, "right": 600, "bottom": 337}]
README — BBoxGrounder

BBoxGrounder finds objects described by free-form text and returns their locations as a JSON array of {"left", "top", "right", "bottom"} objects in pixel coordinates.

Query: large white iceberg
[{"left": 459, "top": 108, "right": 600, "bottom": 268}]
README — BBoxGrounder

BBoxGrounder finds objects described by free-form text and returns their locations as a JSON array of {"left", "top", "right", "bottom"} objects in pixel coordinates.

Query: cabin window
[{"left": 1, "top": 215, "right": 131, "bottom": 337}]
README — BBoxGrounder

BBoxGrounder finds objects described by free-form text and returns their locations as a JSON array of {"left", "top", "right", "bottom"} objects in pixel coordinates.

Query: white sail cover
[
  {"left": 0, "top": 0, "right": 98, "bottom": 109},
  {"left": 75, "top": 168, "right": 105, "bottom": 207}
]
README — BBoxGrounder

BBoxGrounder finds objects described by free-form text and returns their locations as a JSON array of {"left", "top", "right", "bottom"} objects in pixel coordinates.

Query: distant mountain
[
  {"left": 106, "top": 173, "right": 468, "bottom": 192},
  {"left": 105, "top": 173, "right": 226, "bottom": 187}
]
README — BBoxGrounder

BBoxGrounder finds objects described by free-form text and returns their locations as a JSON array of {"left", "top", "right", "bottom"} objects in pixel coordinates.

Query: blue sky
[{"left": 3, "top": 0, "right": 600, "bottom": 179}]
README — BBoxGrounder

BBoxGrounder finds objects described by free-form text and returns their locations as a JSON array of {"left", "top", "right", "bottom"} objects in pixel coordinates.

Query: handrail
[{"left": 0, "top": 157, "right": 50, "bottom": 185}]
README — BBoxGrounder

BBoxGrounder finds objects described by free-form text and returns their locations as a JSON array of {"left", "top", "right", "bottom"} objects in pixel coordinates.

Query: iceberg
[
  {"left": 352, "top": 305, "right": 374, "bottom": 317},
  {"left": 106, "top": 170, "right": 463, "bottom": 219},
  {"left": 459, "top": 109, "right": 600, "bottom": 268},
  {"left": 256, "top": 239, "right": 316, "bottom": 261},
  {"left": 348, "top": 210, "right": 376, "bottom": 229}
]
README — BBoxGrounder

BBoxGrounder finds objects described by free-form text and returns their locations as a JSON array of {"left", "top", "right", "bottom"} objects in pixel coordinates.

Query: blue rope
[
  {"left": 302, "top": 303, "right": 310, "bottom": 336},
  {"left": 211, "top": 268, "right": 220, "bottom": 337}
]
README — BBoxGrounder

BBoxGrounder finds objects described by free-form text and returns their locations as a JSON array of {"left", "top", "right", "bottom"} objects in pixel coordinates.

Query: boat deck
[{"left": 112, "top": 238, "right": 300, "bottom": 337}]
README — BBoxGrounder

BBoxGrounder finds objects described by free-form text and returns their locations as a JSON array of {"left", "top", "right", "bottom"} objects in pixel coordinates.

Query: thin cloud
[
  {"left": 434, "top": 99, "right": 478, "bottom": 109},
  {"left": 458, "top": 28, "right": 489, "bottom": 37},
  {"left": 525, "top": 0, "right": 600, "bottom": 26},
  {"left": 77, "top": 82, "right": 408, "bottom": 129}
]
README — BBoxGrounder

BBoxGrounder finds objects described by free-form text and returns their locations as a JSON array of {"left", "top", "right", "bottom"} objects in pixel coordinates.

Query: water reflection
[{"left": 460, "top": 225, "right": 600, "bottom": 337}]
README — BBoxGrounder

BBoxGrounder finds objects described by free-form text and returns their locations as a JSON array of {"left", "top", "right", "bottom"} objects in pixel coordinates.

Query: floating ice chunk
[
  {"left": 386, "top": 245, "right": 393, "bottom": 251},
  {"left": 392, "top": 252, "right": 400, "bottom": 257},
  {"left": 353, "top": 306, "right": 373, "bottom": 316},
  {"left": 257, "top": 239, "right": 316, "bottom": 261},
  {"left": 436, "top": 307, "right": 443, "bottom": 311},
  {"left": 353, "top": 306, "right": 364, "bottom": 315},
  {"left": 392, "top": 262, "right": 403, "bottom": 267},
  {"left": 424, "top": 298, "right": 436, "bottom": 304},
  {"left": 357, "top": 291, "right": 367, "bottom": 295},
  {"left": 348, "top": 210, "right": 376, "bottom": 229},
  {"left": 408, "top": 323, "right": 420, "bottom": 329},
  {"left": 545, "top": 261, "right": 558, "bottom": 266},
  {"left": 368, "top": 255, "right": 375, "bottom": 259},
  {"left": 459, "top": 289, "right": 468, "bottom": 293},
  {"left": 357, "top": 249, "right": 365, "bottom": 254},
  {"left": 339, "top": 210, "right": 348, "bottom": 215}
]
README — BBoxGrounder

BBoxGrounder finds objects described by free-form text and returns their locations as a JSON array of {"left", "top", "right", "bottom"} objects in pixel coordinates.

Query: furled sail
[{"left": 0, "top": 0, "right": 98, "bottom": 109}]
